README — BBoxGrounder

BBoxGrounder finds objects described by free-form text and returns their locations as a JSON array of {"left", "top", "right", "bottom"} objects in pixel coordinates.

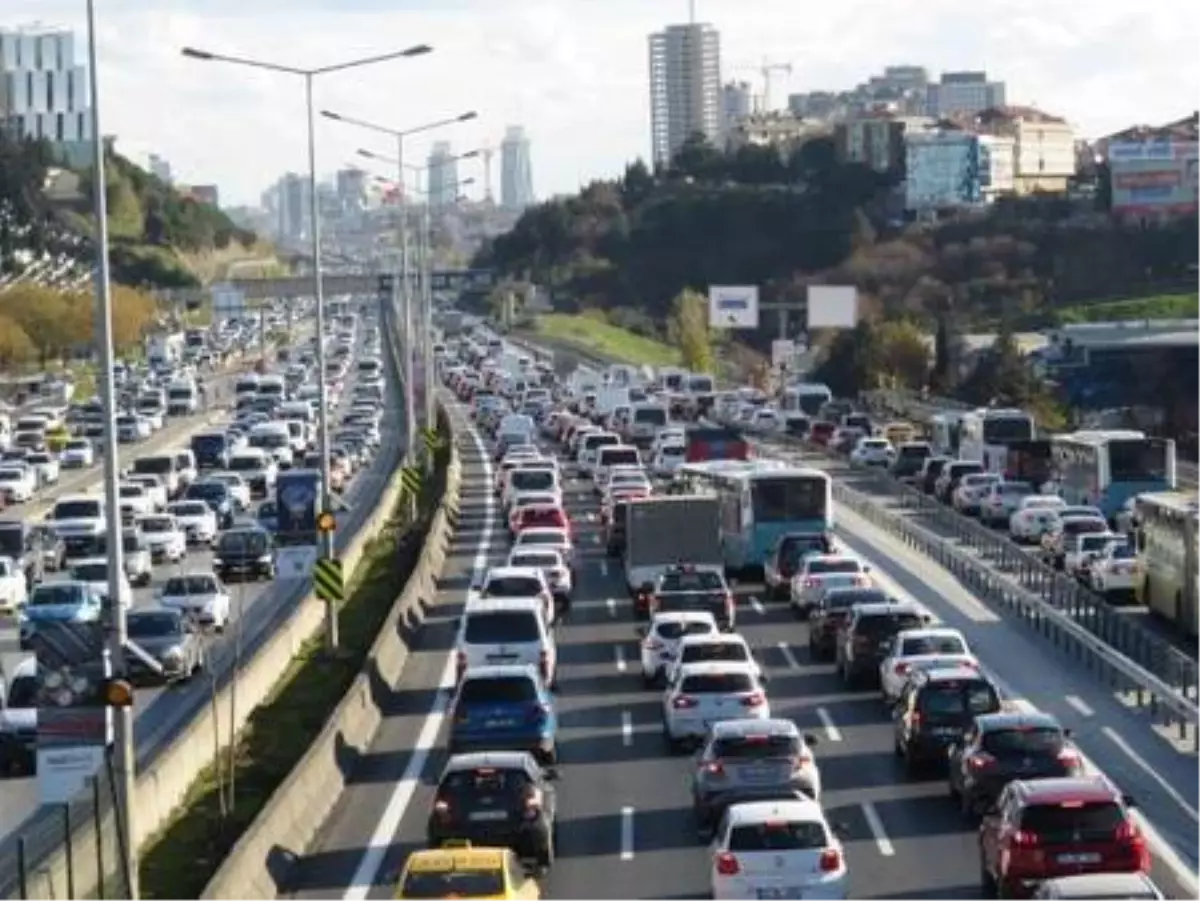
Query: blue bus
[
  {"left": 676, "top": 460, "right": 834, "bottom": 573},
  {"left": 1051, "top": 430, "right": 1177, "bottom": 523}
]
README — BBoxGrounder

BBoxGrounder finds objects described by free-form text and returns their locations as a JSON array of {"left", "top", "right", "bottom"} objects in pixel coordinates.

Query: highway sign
[
  {"left": 277, "top": 545, "right": 318, "bottom": 580},
  {"left": 709, "top": 285, "right": 760, "bottom": 329},
  {"left": 314, "top": 557, "right": 344, "bottom": 604}
]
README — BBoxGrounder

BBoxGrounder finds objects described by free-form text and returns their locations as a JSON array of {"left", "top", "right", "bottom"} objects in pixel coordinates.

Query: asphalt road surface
[
  {"left": 0, "top": 335, "right": 399, "bottom": 849},
  {"left": 281, "top": 397, "right": 1198, "bottom": 901}
]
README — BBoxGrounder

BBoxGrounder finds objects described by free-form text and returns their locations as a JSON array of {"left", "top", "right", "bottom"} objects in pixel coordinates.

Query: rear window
[
  {"left": 512, "top": 470, "right": 555, "bottom": 492},
  {"left": 464, "top": 611, "right": 540, "bottom": 643},
  {"left": 901, "top": 635, "right": 966, "bottom": 656},
  {"left": 659, "top": 571, "right": 723, "bottom": 592},
  {"left": 441, "top": 768, "right": 530, "bottom": 798},
  {"left": 855, "top": 612, "right": 924, "bottom": 637},
  {"left": 779, "top": 536, "right": 831, "bottom": 566},
  {"left": 713, "top": 734, "right": 801, "bottom": 759},
  {"left": 917, "top": 681, "right": 1000, "bottom": 716},
  {"left": 459, "top": 676, "right": 538, "bottom": 705},
  {"left": 1019, "top": 801, "right": 1125, "bottom": 843},
  {"left": 510, "top": 553, "right": 559, "bottom": 569},
  {"left": 728, "top": 822, "right": 828, "bottom": 852},
  {"left": 483, "top": 576, "right": 544, "bottom": 597},
  {"left": 399, "top": 871, "right": 506, "bottom": 900},
  {"left": 981, "top": 727, "right": 1064, "bottom": 756},
  {"left": 808, "top": 559, "right": 860, "bottom": 575},
  {"left": 584, "top": 434, "right": 620, "bottom": 450},
  {"left": 600, "top": 449, "right": 640, "bottom": 466},
  {"left": 655, "top": 620, "right": 715, "bottom": 641},
  {"left": 1062, "top": 519, "right": 1107, "bottom": 536},
  {"left": 680, "top": 672, "right": 754, "bottom": 693},
  {"left": 680, "top": 642, "right": 750, "bottom": 665},
  {"left": 825, "top": 590, "right": 889, "bottom": 611},
  {"left": 634, "top": 408, "right": 667, "bottom": 425}
]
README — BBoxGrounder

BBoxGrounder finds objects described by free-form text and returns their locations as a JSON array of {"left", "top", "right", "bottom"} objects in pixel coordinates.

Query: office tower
[
  {"left": 427, "top": 141, "right": 459, "bottom": 207},
  {"left": 0, "top": 25, "right": 92, "bottom": 165},
  {"left": 722, "top": 81, "right": 753, "bottom": 134},
  {"left": 500, "top": 126, "right": 535, "bottom": 210},
  {"left": 648, "top": 22, "right": 723, "bottom": 168},
  {"left": 926, "top": 71, "right": 1007, "bottom": 117}
]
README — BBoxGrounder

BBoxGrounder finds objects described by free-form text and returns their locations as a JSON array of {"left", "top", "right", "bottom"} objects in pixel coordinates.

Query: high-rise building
[
  {"left": 648, "top": 22, "right": 723, "bottom": 168},
  {"left": 500, "top": 126, "right": 535, "bottom": 210},
  {"left": 721, "top": 81, "right": 753, "bottom": 136},
  {"left": 0, "top": 26, "right": 93, "bottom": 165},
  {"left": 335, "top": 167, "right": 367, "bottom": 214},
  {"left": 427, "top": 141, "right": 459, "bottom": 207},
  {"left": 926, "top": 71, "right": 1006, "bottom": 118}
]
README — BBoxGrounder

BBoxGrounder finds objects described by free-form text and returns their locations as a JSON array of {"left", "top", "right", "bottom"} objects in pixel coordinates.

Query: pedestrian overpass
[{"left": 157, "top": 268, "right": 496, "bottom": 306}]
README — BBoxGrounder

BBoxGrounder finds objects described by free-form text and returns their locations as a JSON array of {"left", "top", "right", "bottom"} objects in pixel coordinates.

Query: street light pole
[
  {"left": 182, "top": 42, "right": 432, "bottom": 654},
  {"left": 86, "top": 0, "right": 135, "bottom": 895}
]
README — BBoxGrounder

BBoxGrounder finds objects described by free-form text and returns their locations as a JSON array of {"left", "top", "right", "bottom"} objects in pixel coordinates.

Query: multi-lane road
[
  {"left": 282, "top": 397, "right": 1197, "bottom": 900},
  {"left": 0, "top": 329, "right": 405, "bottom": 873}
]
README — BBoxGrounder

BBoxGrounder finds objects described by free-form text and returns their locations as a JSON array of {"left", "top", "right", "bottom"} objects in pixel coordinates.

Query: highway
[
  {"left": 281, "top": 396, "right": 1198, "bottom": 900},
  {"left": 0, "top": 324, "right": 405, "bottom": 878}
]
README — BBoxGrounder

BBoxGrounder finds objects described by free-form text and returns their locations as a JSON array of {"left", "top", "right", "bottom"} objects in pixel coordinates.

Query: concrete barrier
[{"left": 198, "top": 403, "right": 462, "bottom": 900}]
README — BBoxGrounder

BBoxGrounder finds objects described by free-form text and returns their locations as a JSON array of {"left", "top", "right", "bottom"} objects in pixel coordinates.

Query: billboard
[
  {"left": 807, "top": 286, "right": 858, "bottom": 329},
  {"left": 904, "top": 133, "right": 982, "bottom": 211},
  {"left": 1109, "top": 141, "right": 1199, "bottom": 217},
  {"left": 708, "top": 285, "right": 759, "bottom": 329}
]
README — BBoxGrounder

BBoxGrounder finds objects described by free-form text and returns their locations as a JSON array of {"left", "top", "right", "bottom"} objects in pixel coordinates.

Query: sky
[{"left": 4, "top": 0, "right": 1198, "bottom": 208}]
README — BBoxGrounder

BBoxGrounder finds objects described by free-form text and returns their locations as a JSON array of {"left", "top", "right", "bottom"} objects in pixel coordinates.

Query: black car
[
  {"left": 947, "top": 710, "right": 1081, "bottom": 818},
  {"left": 809, "top": 588, "right": 892, "bottom": 661},
  {"left": 764, "top": 531, "right": 837, "bottom": 601},
  {"left": 427, "top": 752, "right": 558, "bottom": 872},
  {"left": 893, "top": 665, "right": 1002, "bottom": 774},
  {"left": 835, "top": 601, "right": 927, "bottom": 686},
  {"left": 213, "top": 528, "right": 275, "bottom": 581},
  {"left": 185, "top": 479, "right": 235, "bottom": 529}
]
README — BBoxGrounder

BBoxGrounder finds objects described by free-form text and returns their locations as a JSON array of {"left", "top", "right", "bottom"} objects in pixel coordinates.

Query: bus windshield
[
  {"left": 983, "top": 416, "right": 1034, "bottom": 444},
  {"left": 1110, "top": 438, "right": 1170, "bottom": 481},
  {"left": 751, "top": 476, "right": 826, "bottom": 523}
]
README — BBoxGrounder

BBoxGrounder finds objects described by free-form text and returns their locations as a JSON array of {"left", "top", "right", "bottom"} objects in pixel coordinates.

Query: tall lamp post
[
  {"left": 182, "top": 43, "right": 432, "bottom": 653},
  {"left": 320, "top": 109, "right": 477, "bottom": 463}
]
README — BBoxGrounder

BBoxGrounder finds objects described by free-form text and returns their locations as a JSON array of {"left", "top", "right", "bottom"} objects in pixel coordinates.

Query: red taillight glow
[
  {"left": 1057, "top": 750, "right": 1081, "bottom": 768},
  {"left": 819, "top": 848, "right": 841, "bottom": 872},
  {"left": 704, "top": 761, "right": 725, "bottom": 777},
  {"left": 715, "top": 852, "right": 740, "bottom": 876},
  {"left": 741, "top": 692, "right": 765, "bottom": 708},
  {"left": 1010, "top": 829, "right": 1039, "bottom": 848},
  {"left": 673, "top": 695, "right": 697, "bottom": 709},
  {"left": 894, "top": 662, "right": 911, "bottom": 677},
  {"left": 968, "top": 752, "right": 996, "bottom": 771}
]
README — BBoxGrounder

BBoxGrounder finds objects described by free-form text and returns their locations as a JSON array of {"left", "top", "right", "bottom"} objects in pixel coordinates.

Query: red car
[
  {"left": 513, "top": 503, "right": 571, "bottom": 536},
  {"left": 978, "top": 775, "right": 1149, "bottom": 898},
  {"left": 809, "top": 421, "right": 837, "bottom": 446}
]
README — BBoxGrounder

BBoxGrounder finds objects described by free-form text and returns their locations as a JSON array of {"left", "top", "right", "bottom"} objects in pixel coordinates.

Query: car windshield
[
  {"left": 824, "top": 590, "right": 889, "bottom": 611},
  {"left": 399, "top": 871, "right": 506, "bottom": 900},
  {"left": 464, "top": 611, "right": 540, "bottom": 643},
  {"left": 164, "top": 575, "right": 218, "bottom": 595},
  {"left": 31, "top": 584, "right": 85, "bottom": 606},
  {"left": 856, "top": 612, "right": 925, "bottom": 637},
  {"left": 170, "top": 503, "right": 210, "bottom": 517},
  {"left": 982, "top": 727, "right": 1064, "bottom": 756},
  {"left": 680, "top": 672, "right": 753, "bottom": 693},
  {"left": 713, "top": 734, "right": 801, "bottom": 759},
  {"left": 509, "top": 552, "right": 560, "bottom": 569},
  {"left": 228, "top": 456, "right": 263, "bottom": 471},
  {"left": 808, "top": 559, "right": 860, "bottom": 575},
  {"left": 459, "top": 675, "right": 538, "bottom": 705},
  {"left": 128, "top": 612, "right": 182, "bottom": 638},
  {"left": 53, "top": 500, "right": 101, "bottom": 519},
  {"left": 517, "top": 532, "right": 564, "bottom": 548},
  {"left": 218, "top": 531, "right": 268, "bottom": 554},
  {"left": 681, "top": 641, "right": 749, "bottom": 665},
  {"left": 728, "top": 822, "right": 828, "bottom": 852},
  {"left": 511, "top": 470, "right": 554, "bottom": 491},
  {"left": 484, "top": 576, "right": 543, "bottom": 597},
  {"left": 119, "top": 486, "right": 143, "bottom": 498},
  {"left": 918, "top": 681, "right": 1000, "bottom": 716},
  {"left": 188, "top": 483, "right": 227, "bottom": 501},
  {"left": 71, "top": 563, "right": 108, "bottom": 581},
  {"left": 139, "top": 518, "right": 173, "bottom": 534}
]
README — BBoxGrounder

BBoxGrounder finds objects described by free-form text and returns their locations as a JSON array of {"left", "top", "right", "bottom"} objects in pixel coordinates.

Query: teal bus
[{"left": 676, "top": 460, "right": 834, "bottom": 574}]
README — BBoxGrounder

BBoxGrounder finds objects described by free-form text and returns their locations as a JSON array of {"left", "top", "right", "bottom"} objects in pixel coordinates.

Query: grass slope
[{"left": 532, "top": 314, "right": 682, "bottom": 368}]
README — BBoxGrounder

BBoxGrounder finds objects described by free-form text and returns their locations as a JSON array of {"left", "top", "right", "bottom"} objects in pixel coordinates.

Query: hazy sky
[{"left": 6, "top": 0, "right": 1198, "bottom": 207}]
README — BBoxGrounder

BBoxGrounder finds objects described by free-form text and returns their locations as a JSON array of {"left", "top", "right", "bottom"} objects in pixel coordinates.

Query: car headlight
[
  {"left": 257, "top": 554, "right": 272, "bottom": 564},
  {"left": 163, "top": 645, "right": 184, "bottom": 661}
]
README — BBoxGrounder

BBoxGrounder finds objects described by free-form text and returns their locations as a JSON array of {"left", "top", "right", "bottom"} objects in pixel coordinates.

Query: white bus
[
  {"left": 959, "top": 408, "right": 1035, "bottom": 473},
  {"left": 780, "top": 382, "right": 833, "bottom": 418},
  {"left": 1135, "top": 491, "right": 1198, "bottom": 638}
]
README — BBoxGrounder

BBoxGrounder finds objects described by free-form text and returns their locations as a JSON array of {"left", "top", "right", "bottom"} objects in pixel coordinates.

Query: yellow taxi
[{"left": 395, "top": 843, "right": 540, "bottom": 900}]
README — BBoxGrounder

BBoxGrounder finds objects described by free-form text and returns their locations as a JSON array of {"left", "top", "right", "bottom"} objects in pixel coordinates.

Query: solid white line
[
  {"left": 776, "top": 641, "right": 800, "bottom": 670},
  {"left": 621, "top": 710, "right": 633, "bottom": 747},
  {"left": 599, "top": 560, "right": 609, "bottom": 578},
  {"left": 344, "top": 406, "right": 493, "bottom": 898},
  {"left": 816, "top": 706, "right": 842, "bottom": 742},
  {"left": 615, "top": 645, "right": 627, "bottom": 672},
  {"left": 749, "top": 595, "right": 765, "bottom": 615},
  {"left": 1064, "top": 694, "right": 1094, "bottom": 717},
  {"left": 620, "top": 806, "right": 635, "bottom": 860},
  {"left": 1102, "top": 726, "right": 1199, "bottom": 821},
  {"left": 606, "top": 597, "right": 617, "bottom": 617},
  {"left": 860, "top": 801, "right": 894, "bottom": 856}
]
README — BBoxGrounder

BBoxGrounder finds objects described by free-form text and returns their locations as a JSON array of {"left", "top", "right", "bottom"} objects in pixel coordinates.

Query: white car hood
[{"left": 53, "top": 518, "right": 104, "bottom": 534}]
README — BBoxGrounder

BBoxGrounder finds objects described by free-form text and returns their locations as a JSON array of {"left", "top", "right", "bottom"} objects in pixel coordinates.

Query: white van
[
  {"left": 131, "top": 453, "right": 182, "bottom": 499},
  {"left": 594, "top": 444, "right": 643, "bottom": 488},
  {"left": 166, "top": 380, "right": 198, "bottom": 416},
  {"left": 234, "top": 374, "right": 260, "bottom": 397},
  {"left": 248, "top": 422, "right": 295, "bottom": 468},
  {"left": 628, "top": 402, "right": 669, "bottom": 447},
  {"left": 455, "top": 597, "right": 557, "bottom": 688},
  {"left": 577, "top": 431, "right": 622, "bottom": 475},
  {"left": 277, "top": 400, "right": 315, "bottom": 425}
]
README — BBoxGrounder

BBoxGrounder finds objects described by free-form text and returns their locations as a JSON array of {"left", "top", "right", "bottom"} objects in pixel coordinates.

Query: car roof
[
  {"left": 1037, "top": 873, "right": 1161, "bottom": 899},
  {"left": 442, "top": 750, "right": 536, "bottom": 774},
  {"left": 484, "top": 566, "right": 543, "bottom": 580},
  {"left": 676, "top": 660, "right": 758, "bottom": 677},
  {"left": 463, "top": 596, "right": 543, "bottom": 614},
  {"left": 651, "top": 610, "right": 717, "bottom": 624},
  {"left": 678, "top": 632, "right": 747, "bottom": 647},
  {"left": 1013, "top": 775, "right": 1122, "bottom": 805},
  {"left": 725, "top": 798, "right": 826, "bottom": 825},
  {"left": 403, "top": 846, "right": 510, "bottom": 874},
  {"left": 974, "top": 710, "right": 1061, "bottom": 732},
  {"left": 895, "top": 627, "right": 963, "bottom": 642},
  {"left": 710, "top": 718, "right": 799, "bottom": 739}
]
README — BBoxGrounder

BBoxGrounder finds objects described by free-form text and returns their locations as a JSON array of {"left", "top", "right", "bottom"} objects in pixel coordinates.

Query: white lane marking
[
  {"left": 860, "top": 801, "right": 894, "bottom": 856},
  {"left": 1064, "top": 694, "right": 1094, "bottom": 717},
  {"left": 600, "top": 560, "right": 609, "bottom": 578},
  {"left": 1102, "top": 726, "right": 1199, "bottom": 822},
  {"left": 606, "top": 597, "right": 617, "bottom": 617},
  {"left": 615, "top": 645, "right": 627, "bottom": 672},
  {"left": 816, "top": 706, "right": 842, "bottom": 742},
  {"left": 749, "top": 595, "right": 765, "bottom": 615},
  {"left": 344, "top": 407, "right": 493, "bottom": 898},
  {"left": 621, "top": 710, "right": 633, "bottom": 747},
  {"left": 776, "top": 641, "right": 800, "bottom": 670},
  {"left": 620, "top": 806, "right": 635, "bottom": 860}
]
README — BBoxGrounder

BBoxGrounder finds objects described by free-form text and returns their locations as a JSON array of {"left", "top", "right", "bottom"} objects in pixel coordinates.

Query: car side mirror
[
  {"left": 803, "top": 732, "right": 819, "bottom": 746},
  {"left": 542, "top": 766, "right": 560, "bottom": 781}
]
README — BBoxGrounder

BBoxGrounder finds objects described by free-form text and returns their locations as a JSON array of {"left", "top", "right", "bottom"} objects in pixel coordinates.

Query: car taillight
[
  {"left": 527, "top": 702, "right": 550, "bottom": 723},
  {"left": 909, "top": 711, "right": 922, "bottom": 730},
  {"left": 968, "top": 752, "right": 996, "bottom": 771},
  {"left": 673, "top": 695, "right": 697, "bottom": 709},
  {"left": 741, "top": 692, "right": 765, "bottom": 708},
  {"left": 1057, "top": 750, "right": 1081, "bottom": 768},
  {"left": 804, "top": 578, "right": 820, "bottom": 588},
  {"left": 724, "top": 592, "right": 734, "bottom": 613},
  {"left": 818, "top": 848, "right": 841, "bottom": 872},
  {"left": 523, "top": 790, "right": 543, "bottom": 820},
  {"left": 894, "top": 662, "right": 910, "bottom": 677},
  {"left": 1010, "top": 829, "right": 1039, "bottom": 848},
  {"left": 714, "top": 852, "right": 740, "bottom": 876},
  {"left": 704, "top": 761, "right": 725, "bottom": 777},
  {"left": 792, "top": 752, "right": 812, "bottom": 769},
  {"left": 433, "top": 798, "right": 452, "bottom": 819}
]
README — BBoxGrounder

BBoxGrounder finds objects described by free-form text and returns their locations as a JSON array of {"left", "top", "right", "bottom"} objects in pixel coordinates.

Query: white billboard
[
  {"left": 211, "top": 283, "right": 246, "bottom": 320},
  {"left": 708, "top": 285, "right": 759, "bottom": 329},
  {"left": 807, "top": 285, "right": 858, "bottom": 329}
]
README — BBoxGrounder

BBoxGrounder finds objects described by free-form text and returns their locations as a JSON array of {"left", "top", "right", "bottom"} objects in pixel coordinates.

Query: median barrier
[
  {"left": 11, "top": 326, "right": 406, "bottom": 900},
  {"left": 197, "top": 400, "right": 461, "bottom": 899}
]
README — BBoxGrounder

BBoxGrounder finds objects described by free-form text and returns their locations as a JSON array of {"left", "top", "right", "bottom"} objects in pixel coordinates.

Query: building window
[
  {"left": 46, "top": 71, "right": 54, "bottom": 112},
  {"left": 67, "top": 71, "right": 74, "bottom": 110},
  {"left": 56, "top": 112, "right": 64, "bottom": 142},
  {"left": 26, "top": 71, "right": 33, "bottom": 109}
]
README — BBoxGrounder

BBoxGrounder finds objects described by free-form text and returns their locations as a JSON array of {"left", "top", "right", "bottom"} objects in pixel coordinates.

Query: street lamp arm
[
  {"left": 312, "top": 44, "right": 432, "bottom": 74},
  {"left": 181, "top": 46, "right": 308, "bottom": 75},
  {"left": 323, "top": 110, "right": 477, "bottom": 139}
]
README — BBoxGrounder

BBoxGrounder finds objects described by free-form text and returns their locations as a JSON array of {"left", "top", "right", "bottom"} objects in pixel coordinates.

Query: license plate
[
  {"left": 468, "top": 809, "right": 508, "bottom": 822},
  {"left": 756, "top": 888, "right": 804, "bottom": 900},
  {"left": 484, "top": 719, "right": 516, "bottom": 729},
  {"left": 932, "top": 727, "right": 960, "bottom": 737},
  {"left": 1057, "top": 852, "right": 1101, "bottom": 865},
  {"left": 486, "top": 655, "right": 517, "bottom": 663},
  {"left": 742, "top": 765, "right": 774, "bottom": 782}
]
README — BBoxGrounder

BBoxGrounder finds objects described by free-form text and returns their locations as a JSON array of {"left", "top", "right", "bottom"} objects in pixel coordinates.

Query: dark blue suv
[{"left": 448, "top": 664, "right": 558, "bottom": 765}]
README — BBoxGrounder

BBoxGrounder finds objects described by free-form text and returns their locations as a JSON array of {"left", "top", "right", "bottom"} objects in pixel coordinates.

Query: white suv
[{"left": 455, "top": 597, "right": 557, "bottom": 688}]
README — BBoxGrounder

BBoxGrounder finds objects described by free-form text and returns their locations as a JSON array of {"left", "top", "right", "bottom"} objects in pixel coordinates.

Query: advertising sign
[
  {"left": 708, "top": 285, "right": 760, "bottom": 329},
  {"left": 1109, "top": 141, "right": 1199, "bottom": 217},
  {"left": 275, "top": 469, "right": 321, "bottom": 546},
  {"left": 807, "top": 286, "right": 859, "bottom": 329}
]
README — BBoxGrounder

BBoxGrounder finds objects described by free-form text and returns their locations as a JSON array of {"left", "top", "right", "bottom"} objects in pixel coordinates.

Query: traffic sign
[
  {"left": 400, "top": 466, "right": 422, "bottom": 497},
  {"left": 316, "top": 510, "right": 336, "bottom": 533},
  {"left": 420, "top": 427, "right": 443, "bottom": 454},
  {"left": 313, "top": 557, "right": 344, "bottom": 604}
]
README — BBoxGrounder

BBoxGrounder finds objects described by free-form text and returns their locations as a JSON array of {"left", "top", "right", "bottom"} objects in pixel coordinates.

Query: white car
[
  {"left": 1086, "top": 541, "right": 1140, "bottom": 601},
  {"left": 638, "top": 610, "right": 718, "bottom": 687},
  {"left": 750, "top": 408, "right": 782, "bottom": 432},
  {"left": 158, "top": 571, "right": 231, "bottom": 630},
  {"left": 136, "top": 514, "right": 187, "bottom": 563},
  {"left": 118, "top": 483, "right": 155, "bottom": 519},
  {"left": 26, "top": 452, "right": 60, "bottom": 486},
  {"left": 709, "top": 798, "right": 849, "bottom": 901},
  {"left": 125, "top": 474, "right": 168, "bottom": 511},
  {"left": 511, "top": 526, "right": 575, "bottom": 572},
  {"left": 473, "top": 565, "right": 555, "bottom": 626},
  {"left": 506, "top": 548, "right": 573, "bottom": 604},
  {"left": 60, "top": 439, "right": 95, "bottom": 468},
  {"left": 1064, "top": 531, "right": 1125, "bottom": 578},
  {"left": 0, "top": 466, "right": 36, "bottom": 503},
  {"left": 666, "top": 631, "right": 762, "bottom": 687},
  {"left": 69, "top": 557, "right": 134, "bottom": 609},
  {"left": 877, "top": 627, "right": 977, "bottom": 702},
  {"left": 651, "top": 442, "right": 686, "bottom": 477},
  {"left": 0, "top": 556, "right": 29, "bottom": 616},
  {"left": 1008, "top": 495, "right": 1067, "bottom": 543},
  {"left": 650, "top": 429, "right": 686, "bottom": 456},
  {"left": 210, "top": 472, "right": 252, "bottom": 511},
  {"left": 166, "top": 500, "right": 219, "bottom": 545},
  {"left": 502, "top": 463, "right": 560, "bottom": 510},
  {"left": 494, "top": 450, "right": 542, "bottom": 494},
  {"left": 979, "top": 480, "right": 1036, "bottom": 527},
  {"left": 952, "top": 473, "right": 1003, "bottom": 515},
  {"left": 662, "top": 660, "right": 769, "bottom": 749},
  {"left": 601, "top": 468, "right": 652, "bottom": 501},
  {"left": 849, "top": 437, "right": 895, "bottom": 468},
  {"left": 790, "top": 555, "right": 872, "bottom": 618},
  {"left": 455, "top": 596, "right": 557, "bottom": 686}
]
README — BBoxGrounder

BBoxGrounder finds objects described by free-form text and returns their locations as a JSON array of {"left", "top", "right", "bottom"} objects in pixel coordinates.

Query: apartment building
[{"left": 648, "top": 22, "right": 723, "bottom": 167}]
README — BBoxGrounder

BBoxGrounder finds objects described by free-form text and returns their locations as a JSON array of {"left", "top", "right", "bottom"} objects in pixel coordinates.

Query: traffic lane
[{"left": 284, "top": 405, "right": 500, "bottom": 899}]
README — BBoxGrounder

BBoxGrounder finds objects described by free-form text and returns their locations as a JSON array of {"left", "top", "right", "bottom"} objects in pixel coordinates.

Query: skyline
[{"left": 2, "top": 0, "right": 1196, "bottom": 208}]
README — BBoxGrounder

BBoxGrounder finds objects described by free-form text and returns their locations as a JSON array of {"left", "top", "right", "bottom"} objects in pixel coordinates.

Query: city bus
[
  {"left": 780, "top": 382, "right": 833, "bottom": 418},
  {"left": 1052, "top": 430, "right": 1177, "bottom": 522},
  {"left": 676, "top": 460, "right": 833, "bottom": 574},
  {"left": 1134, "top": 491, "right": 1198, "bottom": 638},
  {"left": 959, "top": 408, "right": 1036, "bottom": 473}
]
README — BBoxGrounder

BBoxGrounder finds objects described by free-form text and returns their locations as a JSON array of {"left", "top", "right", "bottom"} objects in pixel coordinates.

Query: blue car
[
  {"left": 18, "top": 580, "right": 104, "bottom": 649},
  {"left": 448, "top": 664, "right": 557, "bottom": 765}
]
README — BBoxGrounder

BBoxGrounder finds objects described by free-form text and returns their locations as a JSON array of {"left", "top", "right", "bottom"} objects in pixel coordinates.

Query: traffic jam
[
  {"left": 0, "top": 299, "right": 388, "bottom": 779},
  {"left": 385, "top": 326, "right": 1170, "bottom": 901}
]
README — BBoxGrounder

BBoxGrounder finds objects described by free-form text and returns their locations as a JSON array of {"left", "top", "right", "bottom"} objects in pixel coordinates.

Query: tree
[
  {"left": 1, "top": 284, "right": 78, "bottom": 364},
  {"left": 811, "top": 319, "right": 879, "bottom": 397},
  {"left": 109, "top": 285, "right": 157, "bottom": 351},
  {"left": 667, "top": 287, "right": 713, "bottom": 372},
  {"left": 875, "top": 320, "right": 930, "bottom": 389},
  {"left": 0, "top": 314, "right": 34, "bottom": 367}
]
